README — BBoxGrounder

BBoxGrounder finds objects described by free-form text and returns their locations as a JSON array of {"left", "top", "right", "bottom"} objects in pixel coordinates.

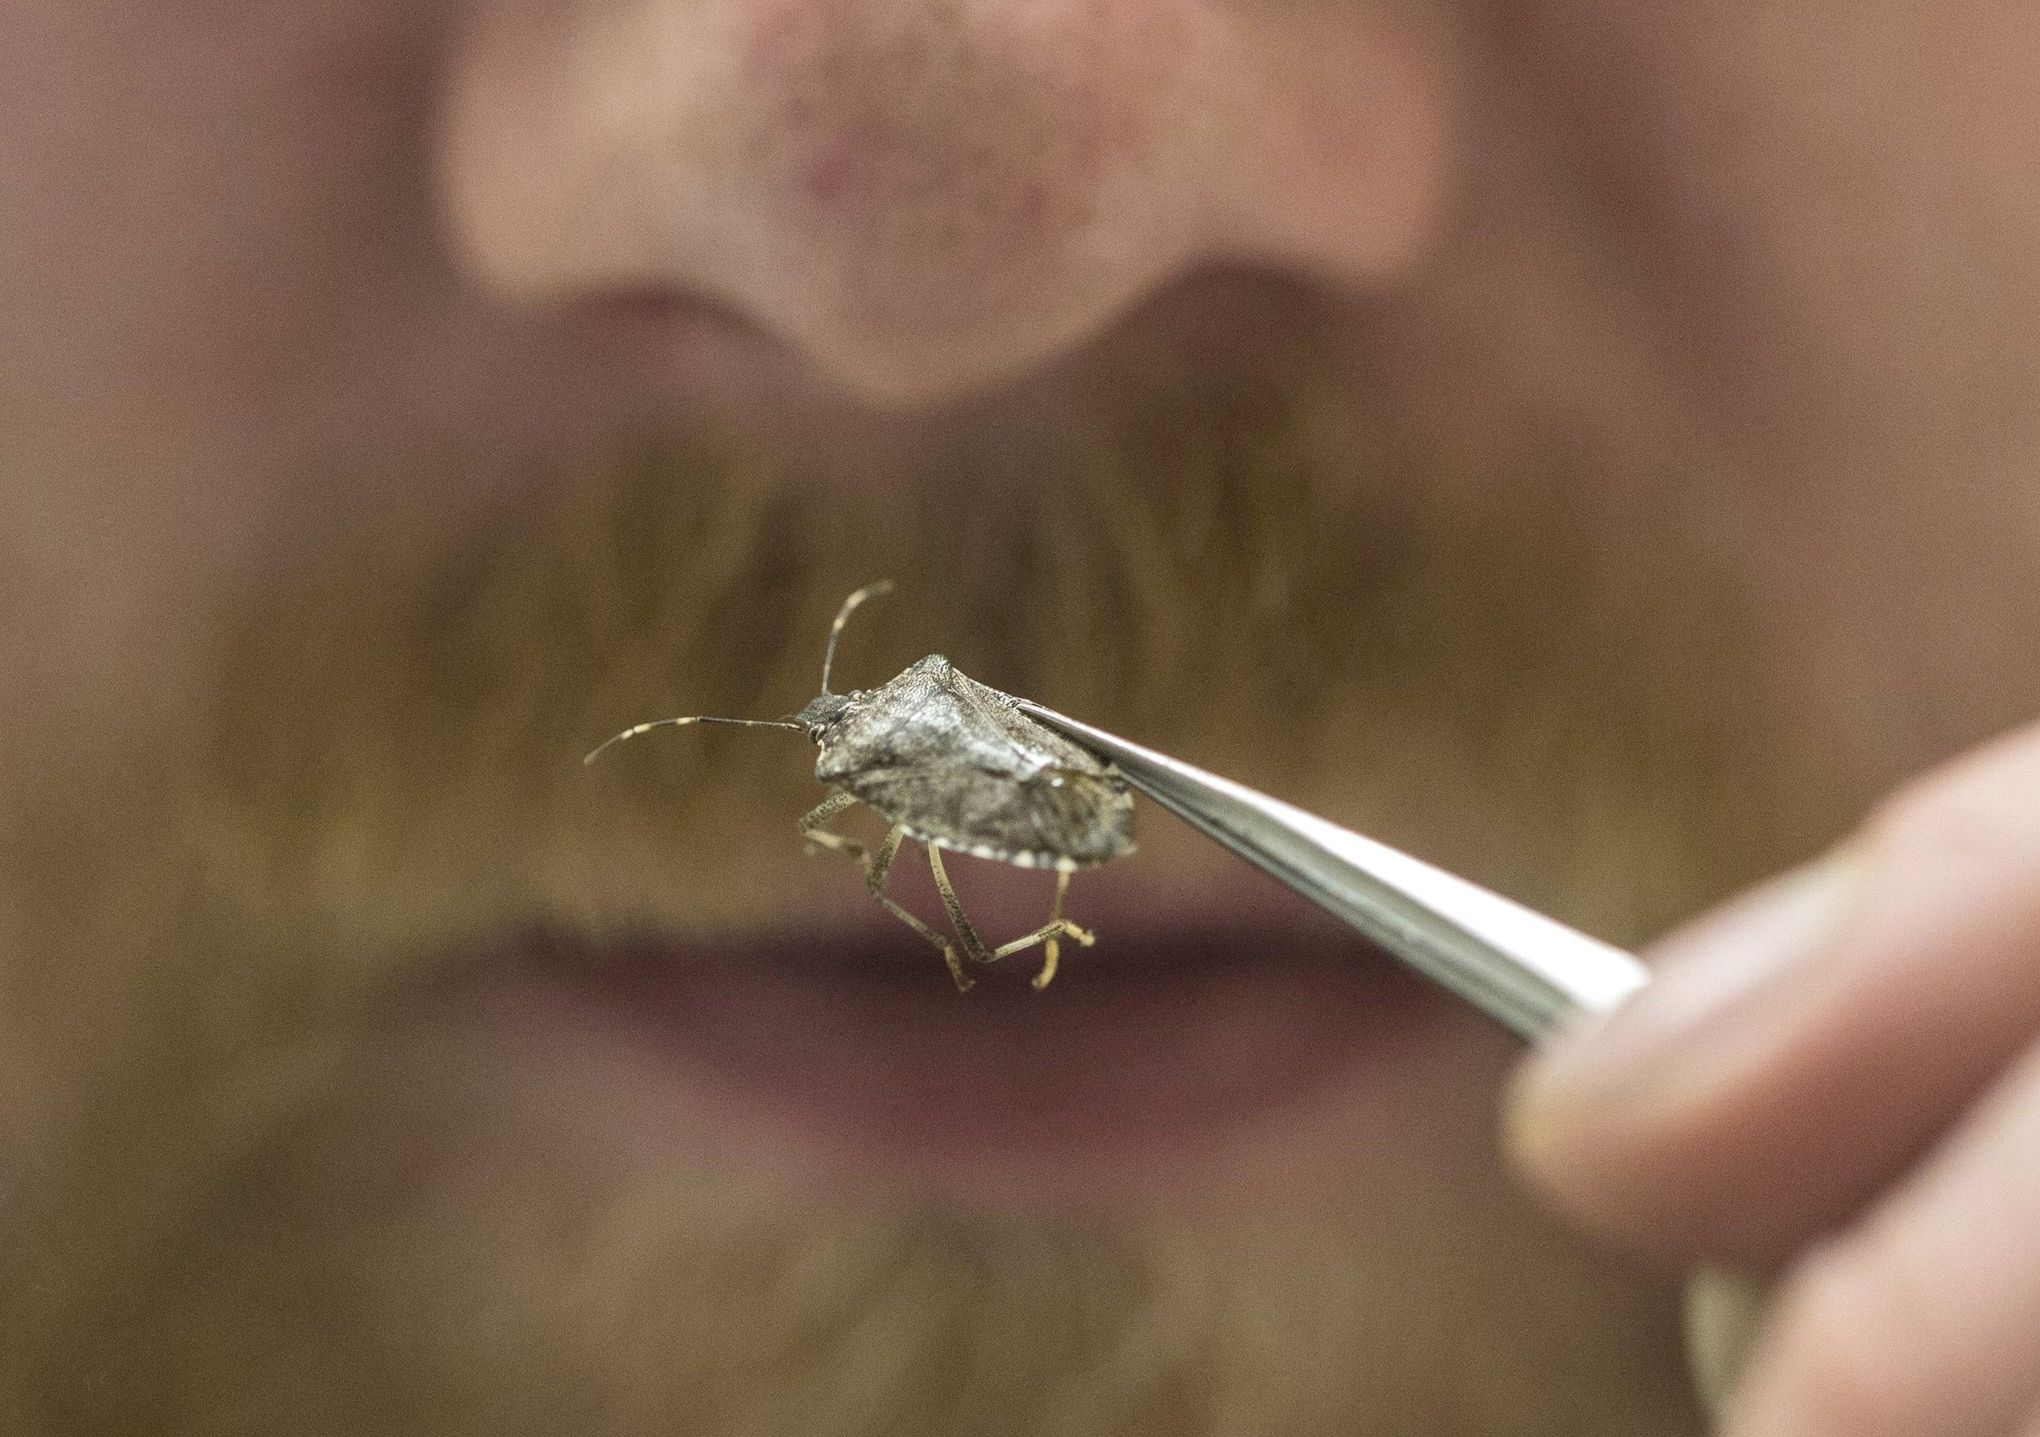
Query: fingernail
[{"left": 1514, "top": 855, "right": 1858, "bottom": 1127}]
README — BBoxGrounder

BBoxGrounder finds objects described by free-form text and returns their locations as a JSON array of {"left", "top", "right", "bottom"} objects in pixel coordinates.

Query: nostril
[{"left": 577, "top": 287, "right": 759, "bottom": 344}]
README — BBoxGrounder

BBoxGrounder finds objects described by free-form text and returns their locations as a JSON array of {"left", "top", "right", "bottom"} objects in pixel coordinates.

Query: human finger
[
  {"left": 1723, "top": 1033, "right": 2040, "bottom": 1437},
  {"left": 1509, "top": 724, "right": 2040, "bottom": 1263}
]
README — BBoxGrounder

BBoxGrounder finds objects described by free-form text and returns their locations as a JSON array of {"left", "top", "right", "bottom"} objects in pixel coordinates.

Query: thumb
[{"left": 1506, "top": 723, "right": 2040, "bottom": 1265}]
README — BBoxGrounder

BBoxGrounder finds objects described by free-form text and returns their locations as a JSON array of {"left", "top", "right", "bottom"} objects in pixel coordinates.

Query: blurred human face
[{"left": 9, "top": 2, "right": 2040, "bottom": 1433}]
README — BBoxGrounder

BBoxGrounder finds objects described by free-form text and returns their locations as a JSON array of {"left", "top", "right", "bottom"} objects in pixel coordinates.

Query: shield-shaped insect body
[
  {"left": 586, "top": 583, "right": 1135, "bottom": 991},
  {"left": 814, "top": 654, "right": 1133, "bottom": 869}
]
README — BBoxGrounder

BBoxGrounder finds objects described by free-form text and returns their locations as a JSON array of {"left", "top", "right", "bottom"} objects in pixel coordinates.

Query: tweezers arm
[
  {"left": 1018, "top": 702, "right": 1649, "bottom": 1042},
  {"left": 1142, "top": 772, "right": 1648, "bottom": 1041}
]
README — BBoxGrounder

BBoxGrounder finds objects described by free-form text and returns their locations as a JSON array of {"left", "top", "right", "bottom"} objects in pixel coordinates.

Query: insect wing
[{"left": 843, "top": 762, "right": 1134, "bottom": 868}]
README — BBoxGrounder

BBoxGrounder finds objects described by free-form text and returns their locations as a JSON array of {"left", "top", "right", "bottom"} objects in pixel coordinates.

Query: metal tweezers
[{"left": 1017, "top": 700, "right": 1650, "bottom": 1042}]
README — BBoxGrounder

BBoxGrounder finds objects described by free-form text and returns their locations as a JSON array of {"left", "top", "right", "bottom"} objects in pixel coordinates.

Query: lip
[{"left": 441, "top": 854, "right": 1463, "bottom": 1207}]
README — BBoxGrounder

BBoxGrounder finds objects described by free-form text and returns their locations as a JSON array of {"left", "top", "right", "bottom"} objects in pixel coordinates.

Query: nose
[{"left": 442, "top": 0, "right": 1451, "bottom": 405}]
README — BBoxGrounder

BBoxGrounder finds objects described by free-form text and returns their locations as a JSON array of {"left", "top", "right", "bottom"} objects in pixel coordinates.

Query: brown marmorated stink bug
[{"left": 584, "top": 582, "right": 1136, "bottom": 991}]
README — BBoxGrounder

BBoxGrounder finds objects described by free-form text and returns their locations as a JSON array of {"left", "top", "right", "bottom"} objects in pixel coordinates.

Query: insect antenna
[
  {"left": 818, "top": 579, "right": 895, "bottom": 695},
  {"left": 583, "top": 714, "right": 803, "bottom": 766}
]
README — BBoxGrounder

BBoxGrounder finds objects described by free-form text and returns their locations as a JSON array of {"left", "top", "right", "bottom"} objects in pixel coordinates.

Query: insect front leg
[
  {"left": 799, "top": 798, "right": 972, "bottom": 992},
  {"left": 866, "top": 830, "right": 973, "bottom": 992},
  {"left": 798, "top": 791, "right": 865, "bottom": 860}
]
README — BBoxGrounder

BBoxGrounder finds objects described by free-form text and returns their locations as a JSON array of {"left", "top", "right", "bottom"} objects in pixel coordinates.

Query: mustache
[{"left": 190, "top": 383, "right": 1416, "bottom": 945}]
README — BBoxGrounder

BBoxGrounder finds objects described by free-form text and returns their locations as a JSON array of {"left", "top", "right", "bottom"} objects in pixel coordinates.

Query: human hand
[{"left": 1509, "top": 724, "right": 2040, "bottom": 1437}]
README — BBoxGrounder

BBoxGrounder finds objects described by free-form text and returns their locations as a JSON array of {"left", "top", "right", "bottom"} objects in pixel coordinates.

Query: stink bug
[{"left": 585, "top": 582, "right": 1136, "bottom": 990}]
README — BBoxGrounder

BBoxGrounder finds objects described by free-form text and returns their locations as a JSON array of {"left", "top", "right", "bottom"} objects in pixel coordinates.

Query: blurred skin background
[{"left": 9, "top": 3, "right": 2040, "bottom": 1435}]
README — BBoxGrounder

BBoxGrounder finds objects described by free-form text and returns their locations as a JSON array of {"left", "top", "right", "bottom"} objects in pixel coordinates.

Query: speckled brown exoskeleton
[{"left": 585, "top": 582, "right": 1136, "bottom": 991}]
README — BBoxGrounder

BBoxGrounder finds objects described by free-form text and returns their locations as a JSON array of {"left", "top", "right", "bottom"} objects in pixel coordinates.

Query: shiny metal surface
[{"left": 1016, "top": 700, "right": 1650, "bottom": 1041}]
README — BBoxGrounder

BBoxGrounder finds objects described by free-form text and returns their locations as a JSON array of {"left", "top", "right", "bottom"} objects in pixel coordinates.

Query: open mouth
[{"left": 447, "top": 837, "right": 1466, "bottom": 1208}]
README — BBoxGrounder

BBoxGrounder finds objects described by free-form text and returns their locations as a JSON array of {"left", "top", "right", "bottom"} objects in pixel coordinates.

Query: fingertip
[
  {"left": 1501, "top": 1040, "right": 1690, "bottom": 1253},
  {"left": 1513, "top": 858, "right": 1858, "bottom": 1127},
  {"left": 1515, "top": 721, "right": 2040, "bottom": 1276},
  {"left": 1502, "top": 856, "right": 1863, "bottom": 1259}
]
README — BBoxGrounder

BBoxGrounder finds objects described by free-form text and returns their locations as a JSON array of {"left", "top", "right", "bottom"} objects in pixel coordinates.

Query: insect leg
[
  {"left": 989, "top": 864, "right": 1097, "bottom": 991},
  {"left": 879, "top": 850, "right": 971, "bottom": 991},
  {"left": 798, "top": 791, "right": 866, "bottom": 860},
  {"left": 925, "top": 846, "right": 998, "bottom": 966},
  {"left": 798, "top": 799, "right": 970, "bottom": 989},
  {"left": 865, "top": 825, "right": 903, "bottom": 891}
]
